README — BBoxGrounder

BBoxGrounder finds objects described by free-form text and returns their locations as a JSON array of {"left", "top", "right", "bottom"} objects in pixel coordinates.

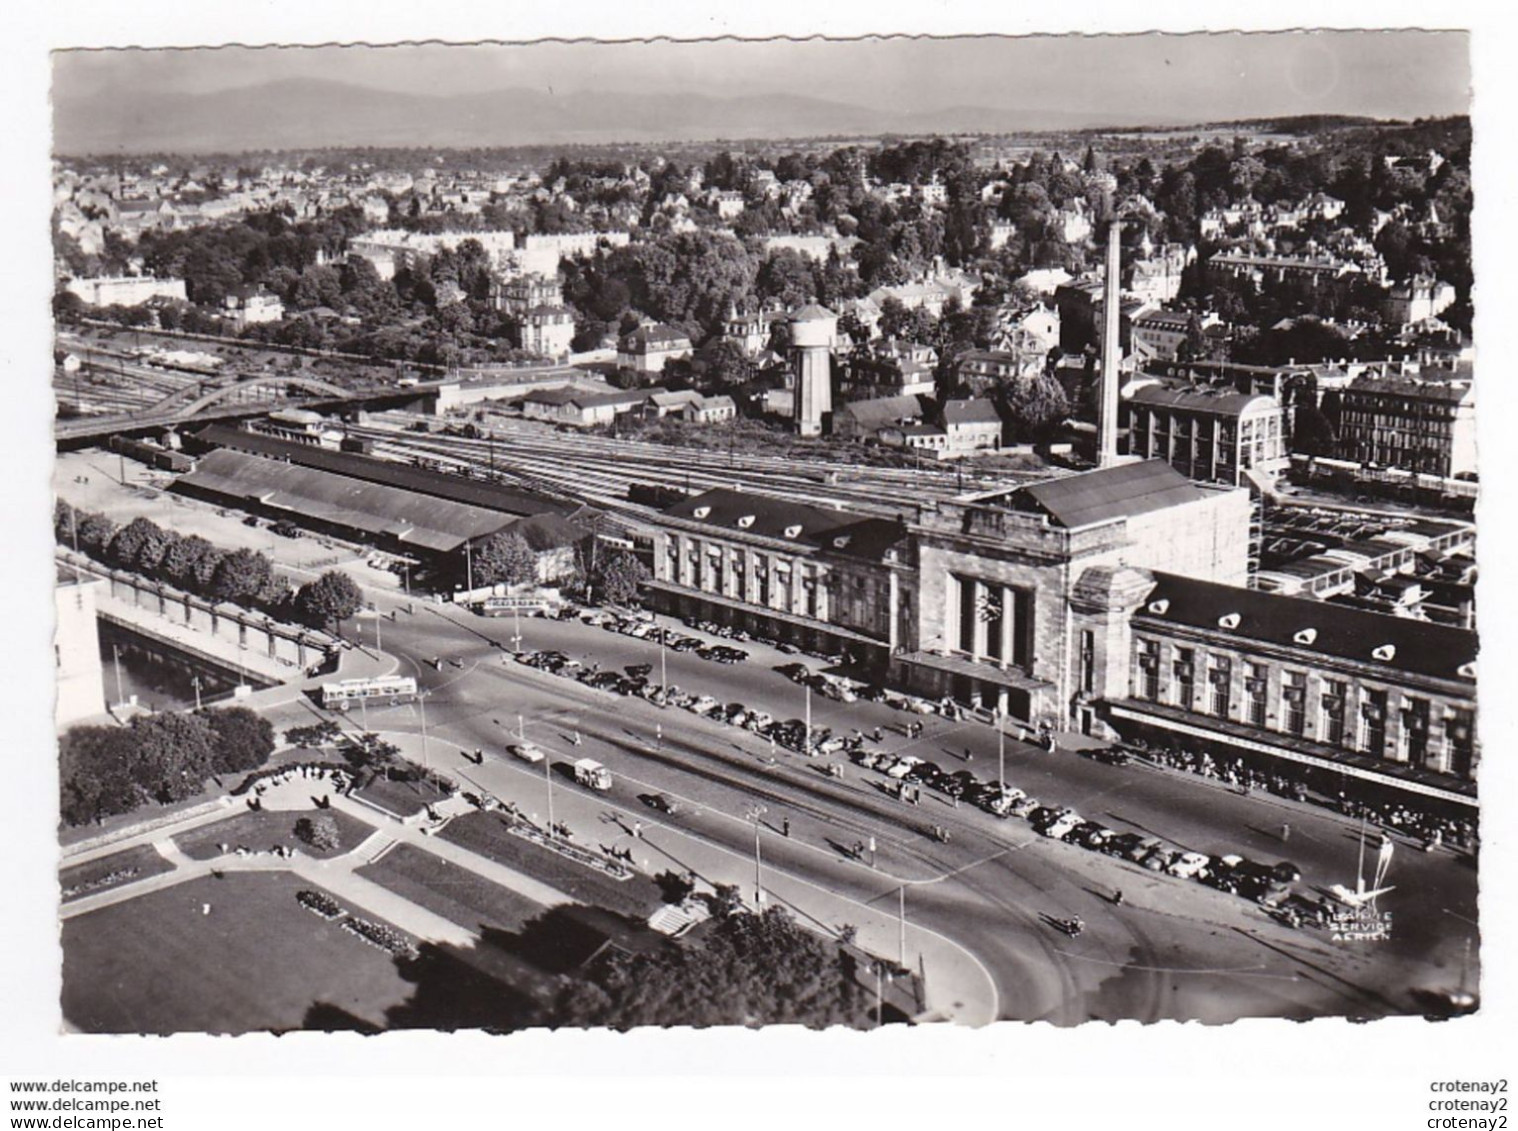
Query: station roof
[
  {"left": 175, "top": 448, "right": 518, "bottom": 554},
  {"left": 1013, "top": 461, "right": 1208, "bottom": 529},
  {"left": 661, "top": 487, "right": 905, "bottom": 560},
  {"left": 189, "top": 425, "right": 571, "bottom": 517},
  {"left": 1136, "top": 571, "right": 1477, "bottom": 683}
]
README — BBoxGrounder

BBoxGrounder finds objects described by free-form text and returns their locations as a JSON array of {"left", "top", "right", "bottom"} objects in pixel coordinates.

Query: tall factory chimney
[{"left": 1097, "top": 215, "right": 1122, "bottom": 468}]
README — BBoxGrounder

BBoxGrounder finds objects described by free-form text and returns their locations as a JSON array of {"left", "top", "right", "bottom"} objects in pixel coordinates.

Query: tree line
[{"left": 55, "top": 502, "right": 363, "bottom": 631}]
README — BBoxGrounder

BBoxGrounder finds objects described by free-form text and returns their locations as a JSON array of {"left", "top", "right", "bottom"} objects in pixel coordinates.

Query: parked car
[
  {"left": 1040, "top": 811, "right": 1084, "bottom": 840},
  {"left": 1271, "top": 861, "right": 1303, "bottom": 884},
  {"left": 1008, "top": 796, "right": 1040, "bottom": 818},
  {"left": 887, "top": 756, "right": 923, "bottom": 780},
  {"left": 1104, "top": 832, "right": 1150, "bottom": 860},
  {"left": 689, "top": 695, "right": 720, "bottom": 716},
  {"left": 1073, "top": 823, "right": 1115, "bottom": 850},
  {"left": 907, "top": 760, "right": 943, "bottom": 786},
  {"left": 1167, "top": 851, "right": 1211, "bottom": 879}
]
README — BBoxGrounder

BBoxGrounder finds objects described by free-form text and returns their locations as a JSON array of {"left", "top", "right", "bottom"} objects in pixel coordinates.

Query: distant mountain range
[{"left": 53, "top": 77, "right": 1207, "bottom": 155}]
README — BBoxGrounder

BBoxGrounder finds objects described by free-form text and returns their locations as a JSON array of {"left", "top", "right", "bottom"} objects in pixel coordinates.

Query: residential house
[{"left": 618, "top": 323, "right": 694, "bottom": 374}]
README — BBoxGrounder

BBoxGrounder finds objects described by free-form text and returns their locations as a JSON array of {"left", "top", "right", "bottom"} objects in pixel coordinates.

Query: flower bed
[
  {"left": 295, "top": 889, "right": 343, "bottom": 920},
  {"left": 339, "top": 914, "right": 417, "bottom": 959}
]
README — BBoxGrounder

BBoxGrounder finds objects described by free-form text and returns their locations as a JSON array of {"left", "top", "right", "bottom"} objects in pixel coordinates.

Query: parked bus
[{"left": 320, "top": 675, "right": 419, "bottom": 710}]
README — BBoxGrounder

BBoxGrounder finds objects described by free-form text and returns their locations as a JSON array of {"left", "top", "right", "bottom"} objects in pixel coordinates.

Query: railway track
[{"left": 344, "top": 416, "right": 1047, "bottom": 519}]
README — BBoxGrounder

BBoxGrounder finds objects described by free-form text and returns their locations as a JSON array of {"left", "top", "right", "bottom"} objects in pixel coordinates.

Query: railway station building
[
  {"left": 646, "top": 488, "right": 917, "bottom": 668},
  {"left": 1090, "top": 569, "right": 1478, "bottom": 807},
  {"left": 894, "top": 460, "right": 1252, "bottom": 722}
]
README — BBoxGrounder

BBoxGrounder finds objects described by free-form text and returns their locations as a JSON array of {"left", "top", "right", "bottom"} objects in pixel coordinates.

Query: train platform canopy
[
  {"left": 175, "top": 448, "right": 516, "bottom": 555},
  {"left": 188, "top": 424, "right": 573, "bottom": 518}
]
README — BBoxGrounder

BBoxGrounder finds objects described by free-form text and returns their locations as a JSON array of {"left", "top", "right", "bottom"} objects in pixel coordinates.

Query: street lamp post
[
  {"left": 512, "top": 602, "right": 523, "bottom": 654},
  {"left": 418, "top": 689, "right": 432, "bottom": 772},
  {"left": 191, "top": 675, "right": 203, "bottom": 712},
  {"left": 747, "top": 804, "right": 767, "bottom": 905},
  {"left": 464, "top": 542, "right": 474, "bottom": 597},
  {"left": 517, "top": 713, "right": 525, "bottom": 740},
  {"left": 804, "top": 682, "right": 812, "bottom": 754},
  {"left": 899, "top": 884, "right": 907, "bottom": 967},
  {"left": 658, "top": 624, "right": 667, "bottom": 690},
  {"left": 997, "top": 709, "right": 1006, "bottom": 793},
  {"left": 544, "top": 743, "right": 555, "bottom": 837}
]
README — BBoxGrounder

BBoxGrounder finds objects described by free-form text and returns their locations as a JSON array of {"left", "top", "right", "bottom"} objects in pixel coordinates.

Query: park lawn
[
  {"left": 61, "top": 872, "right": 416, "bottom": 1035},
  {"left": 60, "top": 844, "right": 175, "bottom": 902},
  {"left": 172, "top": 807, "right": 374, "bottom": 861},
  {"left": 438, "top": 812, "right": 665, "bottom": 921},
  {"left": 356, "top": 843, "right": 545, "bottom": 935},
  {"left": 353, "top": 774, "right": 450, "bottom": 820}
]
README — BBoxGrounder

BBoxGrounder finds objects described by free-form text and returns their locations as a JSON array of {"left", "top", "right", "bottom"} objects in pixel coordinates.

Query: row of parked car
[
  {"left": 847, "top": 747, "right": 1302, "bottom": 906},
  {"left": 582, "top": 611, "right": 749, "bottom": 665},
  {"left": 1027, "top": 807, "right": 1301, "bottom": 901},
  {"left": 683, "top": 618, "right": 843, "bottom": 665},
  {"left": 774, "top": 663, "right": 940, "bottom": 713}
]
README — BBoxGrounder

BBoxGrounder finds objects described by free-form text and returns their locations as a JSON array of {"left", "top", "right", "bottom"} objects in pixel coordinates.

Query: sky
[{"left": 52, "top": 30, "right": 1470, "bottom": 125}]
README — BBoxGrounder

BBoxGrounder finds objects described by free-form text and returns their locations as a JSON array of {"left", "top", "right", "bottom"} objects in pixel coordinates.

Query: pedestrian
[
  {"left": 1280, "top": 822, "right": 1291, "bottom": 843},
  {"left": 633, "top": 820, "right": 643, "bottom": 839},
  {"left": 782, "top": 818, "right": 791, "bottom": 838},
  {"left": 202, "top": 903, "right": 211, "bottom": 916}
]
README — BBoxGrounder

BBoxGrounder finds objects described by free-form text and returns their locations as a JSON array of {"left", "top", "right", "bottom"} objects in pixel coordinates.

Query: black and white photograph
[{"left": 4, "top": 5, "right": 1514, "bottom": 1127}]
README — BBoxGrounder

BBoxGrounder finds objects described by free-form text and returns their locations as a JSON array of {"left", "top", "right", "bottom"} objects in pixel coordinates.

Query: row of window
[{"left": 1131, "top": 637, "right": 1475, "bottom": 771}]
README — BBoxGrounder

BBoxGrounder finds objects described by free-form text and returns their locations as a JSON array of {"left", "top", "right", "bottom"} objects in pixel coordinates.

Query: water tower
[{"left": 789, "top": 304, "right": 837, "bottom": 437}]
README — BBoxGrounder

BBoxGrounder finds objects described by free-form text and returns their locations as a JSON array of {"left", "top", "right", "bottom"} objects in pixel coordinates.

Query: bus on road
[{"left": 321, "top": 675, "right": 419, "bottom": 710}]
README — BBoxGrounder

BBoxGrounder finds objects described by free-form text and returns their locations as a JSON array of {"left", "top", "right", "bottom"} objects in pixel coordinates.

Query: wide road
[{"left": 264, "top": 597, "right": 1478, "bottom": 1024}]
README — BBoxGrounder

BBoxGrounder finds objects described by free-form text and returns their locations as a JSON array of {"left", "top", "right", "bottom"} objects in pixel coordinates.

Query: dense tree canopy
[
  {"left": 549, "top": 906, "right": 866, "bottom": 1030},
  {"left": 293, "top": 570, "right": 365, "bottom": 631},
  {"left": 59, "top": 705, "right": 279, "bottom": 826}
]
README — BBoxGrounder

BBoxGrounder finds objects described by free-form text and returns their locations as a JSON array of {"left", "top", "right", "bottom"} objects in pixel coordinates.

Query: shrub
[{"left": 294, "top": 814, "right": 342, "bottom": 851}]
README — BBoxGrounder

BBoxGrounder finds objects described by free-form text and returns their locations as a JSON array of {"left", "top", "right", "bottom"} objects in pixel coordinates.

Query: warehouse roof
[
  {"left": 189, "top": 425, "right": 572, "bottom": 517},
  {"left": 176, "top": 449, "right": 517, "bottom": 554},
  {"left": 1013, "top": 461, "right": 1208, "bottom": 529},
  {"left": 1135, "top": 571, "right": 1477, "bottom": 683},
  {"left": 836, "top": 395, "right": 924, "bottom": 429},
  {"left": 1127, "top": 384, "right": 1276, "bottom": 417},
  {"left": 941, "top": 399, "right": 1003, "bottom": 426}
]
